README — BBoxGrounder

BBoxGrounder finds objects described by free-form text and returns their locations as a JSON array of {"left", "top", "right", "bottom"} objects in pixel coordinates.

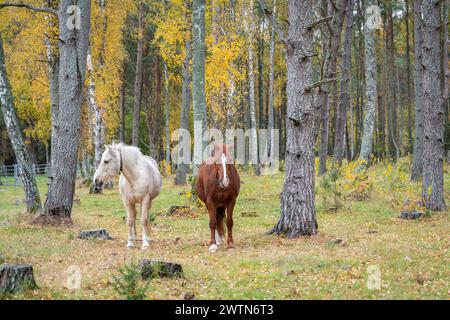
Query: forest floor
[{"left": 0, "top": 159, "right": 448, "bottom": 299}]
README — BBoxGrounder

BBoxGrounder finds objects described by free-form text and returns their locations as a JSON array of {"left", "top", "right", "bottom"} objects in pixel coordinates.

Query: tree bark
[
  {"left": 192, "top": 0, "right": 207, "bottom": 176},
  {"left": 317, "top": 0, "right": 348, "bottom": 175},
  {"left": 131, "top": 0, "right": 145, "bottom": 147},
  {"left": 421, "top": 0, "right": 446, "bottom": 211},
  {"left": 43, "top": 0, "right": 91, "bottom": 221},
  {"left": 175, "top": 25, "right": 191, "bottom": 185},
  {"left": 245, "top": 0, "right": 260, "bottom": 175},
  {"left": 385, "top": 4, "right": 399, "bottom": 161},
  {"left": 86, "top": 47, "right": 104, "bottom": 170},
  {"left": 270, "top": 0, "right": 318, "bottom": 237},
  {"left": 163, "top": 62, "right": 170, "bottom": 170},
  {"left": 442, "top": 0, "right": 449, "bottom": 121},
  {"left": 333, "top": 0, "right": 354, "bottom": 165},
  {"left": 405, "top": 0, "right": 413, "bottom": 152},
  {"left": 0, "top": 35, "right": 42, "bottom": 213},
  {"left": 267, "top": 0, "right": 276, "bottom": 159},
  {"left": 358, "top": 0, "right": 378, "bottom": 169},
  {"left": 411, "top": 0, "right": 424, "bottom": 180}
]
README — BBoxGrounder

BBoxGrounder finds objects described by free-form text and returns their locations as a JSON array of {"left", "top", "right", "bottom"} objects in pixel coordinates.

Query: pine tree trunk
[
  {"left": 405, "top": 0, "right": 413, "bottom": 152},
  {"left": 131, "top": 0, "right": 145, "bottom": 147},
  {"left": 386, "top": 4, "right": 399, "bottom": 161},
  {"left": 317, "top": 0, "right": 348, "bottom": 175},
  {"left": 267, "top": 0, "right": 276, "bottom": 159},
  {"left": 358, "top": 0, "right": 378, "bottom": 169},
  {"left": 442, "top": 0, "right": 449, "bottom": 121},
  {"left": 411, "top": 0, "right": 424, "bottom": 180},
  {"left": 421, "top": 0, "right": 446, "bottom": 211},
  {"left": 192, "top": 0, "right": 207, "bottom": 176},
  {"left": 333, "top": 0, "right": 354, "bottom": 165},
  {"left": 0, "top": 35, "right": 42, "bottom": 213},
  {"left": 271, "top": 0, "right": 318, "bottom": 237},
  {"left": 43, "top": 0, "right": 91, "bottom": 221}
]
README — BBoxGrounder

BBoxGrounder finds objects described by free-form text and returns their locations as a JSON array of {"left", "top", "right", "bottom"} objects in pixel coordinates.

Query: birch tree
[
  {"left": 358, "top": 0, "right": 378, "bottom": 169},
  {"left": 192, "top": 0, "right": 207, "bottom": 176},
  {"left": 0, "top": 34, "right": 41, "bottom": 213},
  {"left": 131, "top": 0, "right": 145, "bottom": 147}
]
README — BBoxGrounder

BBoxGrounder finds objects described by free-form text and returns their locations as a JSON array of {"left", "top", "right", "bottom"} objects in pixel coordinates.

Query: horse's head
[
  {"left": 210, "top": 143, "right": 232, "bottom": 188},
  {"left": 93, "top": 144, "right": 121, "bottom": 188}
]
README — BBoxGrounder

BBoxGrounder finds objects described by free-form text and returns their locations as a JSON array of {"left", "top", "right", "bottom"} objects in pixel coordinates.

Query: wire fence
[{"left": 0, "top": 164, "right": 50, "bottom": 189}]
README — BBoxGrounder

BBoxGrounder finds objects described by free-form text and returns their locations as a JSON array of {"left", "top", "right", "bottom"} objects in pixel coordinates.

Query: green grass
[{"left": 0, "top": 161, "right": 448, "bottom": 300}]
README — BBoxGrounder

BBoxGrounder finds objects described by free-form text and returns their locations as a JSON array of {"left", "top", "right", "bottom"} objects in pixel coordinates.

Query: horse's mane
[{"left": 111, "top": 142, "right": 143, "bottom": 168}]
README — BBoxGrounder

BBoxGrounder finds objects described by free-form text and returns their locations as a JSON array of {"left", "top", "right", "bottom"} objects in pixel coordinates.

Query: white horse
[{"left": 93, "top": 143, "right": 162, "bottom": 249}]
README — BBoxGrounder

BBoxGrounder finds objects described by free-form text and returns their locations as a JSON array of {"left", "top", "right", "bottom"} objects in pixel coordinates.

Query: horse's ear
[{"left": 104, "top": 144, "right": 110, "bottom": 151}]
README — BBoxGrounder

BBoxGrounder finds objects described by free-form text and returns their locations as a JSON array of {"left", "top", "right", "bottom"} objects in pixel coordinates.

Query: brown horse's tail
[{"left": 216, "top": 206, "right": 226, "bottom": 227}]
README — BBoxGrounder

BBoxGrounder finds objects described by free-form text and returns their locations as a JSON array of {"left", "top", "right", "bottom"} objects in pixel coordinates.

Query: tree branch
[
  {"left": 0, "top": 2, "right": 57, "bottom": 15},
  {"left": 308, "top": 16, "right": 333, "bottom": 30},
  {"left": 304, "top": 78, "right": 336, "bottom": 92}
]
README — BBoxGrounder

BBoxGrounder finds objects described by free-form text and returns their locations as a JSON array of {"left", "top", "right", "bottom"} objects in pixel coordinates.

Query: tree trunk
[
  {"left": 270, "top": 0, "right": 318, "bottom": 237},
  {"left": 405, "top": 0, "right": 413, "bottom": 152},
  {"left": 267, "top": 0, "right": 276, "bottom": 159},
  {"left": 0, "top": 35, "right": 42, "bottom": 213},
  {"left": 358, "top": 0, "right": 378, "bottom": 169},
  {"left": 86, "top": 47, "right": 104, "bottom": 170},
  {"left": 385, "top": 4, "right": 399, "bottom": 161},
  {"left": 333, "top": 0, "right": 354, "bottom": 165},
  {"left": 44, "top": 1, "right": 59, "bottom": 174},
  {"left": 119, "top": 79, "right": 125, "bottom": 143},
  {"left": 245, "top": 0, "right": 260, "bottom": 175},
  {"left": 411, "top": 0, "right": 424, "bottom": 180},
  {"left": 163, "top": 62, "right": 170, "bottom": 170},
  {"left": 175, "top": 30, "right": 191, "bottom": 185},
  {"left": 42, "top": 0, "right": 91, "bottom": 222},
  {"left": 131, "top": 0, "right": 145, "bottom": 147},
  {"left": 192, "top": 0, "right": 207, "bottom": 176},
  {"left": 421, "top": 0, "right": 446, "bottom": 211},
  {"left": 442, "top": 0, "right": 449, "bottom": 121},
  {"left": 317, "top": 0, "right": 348, "bottom": 175}
]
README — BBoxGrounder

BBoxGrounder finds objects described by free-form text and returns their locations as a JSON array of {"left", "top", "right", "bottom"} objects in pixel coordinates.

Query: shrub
[{"left": 111, "top": 263, "right": 149, "bottom": 300}]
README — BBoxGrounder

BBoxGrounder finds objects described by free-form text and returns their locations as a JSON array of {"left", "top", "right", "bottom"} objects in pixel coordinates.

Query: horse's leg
[
  {"left": 140, "top": 196, "right": 151, "bottom": 248},
  {"left": 215, "top": 207, "right": 225, "bottom": 245},
  {"left": 207, "top": 201, "right": 218, "bottom": 252},
  {"left": 226, "top": 200, "right": 236, "bottom": 249},
  {"left": 123, "top": 200, "right": 137, "bottom": 248}
]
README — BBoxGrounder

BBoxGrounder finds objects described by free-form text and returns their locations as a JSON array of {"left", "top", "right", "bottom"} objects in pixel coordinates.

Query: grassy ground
[{"left": 0, "top": 160, "right": 448, "bottom": 300}]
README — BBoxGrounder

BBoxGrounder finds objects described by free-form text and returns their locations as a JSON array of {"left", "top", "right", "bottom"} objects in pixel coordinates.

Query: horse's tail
[{"left": 216, "top": 206, "right": 226, "bottom": 225}]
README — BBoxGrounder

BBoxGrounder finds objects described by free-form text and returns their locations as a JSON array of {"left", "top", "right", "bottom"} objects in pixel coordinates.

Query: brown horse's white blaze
[
  {"left": 195, "top": 143, "right": 240, "bottom": 252},
  {"left": 93, "top": 143, "right": 162, "bottom": 249}
]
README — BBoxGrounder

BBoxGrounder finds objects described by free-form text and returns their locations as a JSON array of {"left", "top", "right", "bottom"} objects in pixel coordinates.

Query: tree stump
[
  {"left": 400, "top": 211, "right": 423, "bottom": 220},
  {"left": 78, "top": 228, "right": 112, "bottom": 240},
  {"left": 0, "top": 264, "right": 37, "bottom": 294},
  {"left": 138, "top": 259, "right": 183, "bottom": 279}
]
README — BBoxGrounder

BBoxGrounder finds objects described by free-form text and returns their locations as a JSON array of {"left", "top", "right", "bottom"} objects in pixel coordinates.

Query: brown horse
[{"left": 195, "top": 143, "right": 240, "bottom": 252}]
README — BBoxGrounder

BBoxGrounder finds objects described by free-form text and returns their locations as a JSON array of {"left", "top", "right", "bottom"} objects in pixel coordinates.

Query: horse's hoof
[
  {"left": 227, "top": 244, "right": 235, "bottom": 250},
  {"left": 208, "top": 244, "right": 218, "bottom": 253},
  {"left": 142, "top": 242, "right": 150, "bottom": 249},
  {"left": 126, "top": 241, "right": 134, "bottom": 248}
]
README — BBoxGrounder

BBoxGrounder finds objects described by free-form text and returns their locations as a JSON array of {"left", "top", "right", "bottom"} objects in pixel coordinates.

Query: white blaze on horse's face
[
  {"left": 220, "top": 153, "right": 229, "bottom": 188},
  {"left": 93, "top": 145, "right": 120, "bottom": 186}
]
